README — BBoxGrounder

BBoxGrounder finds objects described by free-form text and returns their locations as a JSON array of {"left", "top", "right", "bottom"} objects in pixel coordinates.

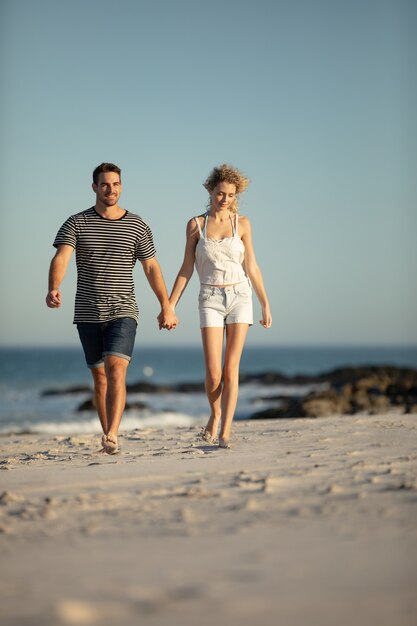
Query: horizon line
[{"left": 1, "top": 343, "right": 416, "bottom": 350}]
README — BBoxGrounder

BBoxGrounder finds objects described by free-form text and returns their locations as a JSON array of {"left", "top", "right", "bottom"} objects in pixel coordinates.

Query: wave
[
  {"left": 0, "top": 411, "right": 200, "bottom": 436},
  {"left": 0, "top": 382, "right": 322, "bottom": 435}
]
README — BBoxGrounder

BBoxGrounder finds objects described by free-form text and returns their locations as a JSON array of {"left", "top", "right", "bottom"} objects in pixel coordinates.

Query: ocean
[{"left": 1, "top": 345, "right": 416, "bottom": 435}]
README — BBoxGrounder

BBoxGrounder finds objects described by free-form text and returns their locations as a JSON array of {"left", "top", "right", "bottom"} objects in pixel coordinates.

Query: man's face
[{"left": 93, "top": 171, "right": 122, "bottom": 207}]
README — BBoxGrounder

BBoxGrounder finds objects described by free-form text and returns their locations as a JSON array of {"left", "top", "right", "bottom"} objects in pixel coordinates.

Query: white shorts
[{"left": 198, "top": 281, "right": 253, "bottom": 328}]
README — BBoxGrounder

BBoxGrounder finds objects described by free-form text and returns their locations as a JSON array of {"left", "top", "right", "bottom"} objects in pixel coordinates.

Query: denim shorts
[
  {"left": 76, "top": 317, "right": 137, "bottom": 368},
  {"left": 198, "top": 281, "right": 253, "bottom": 328}
]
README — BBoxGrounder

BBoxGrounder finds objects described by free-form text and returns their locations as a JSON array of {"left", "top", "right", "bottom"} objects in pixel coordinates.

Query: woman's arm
[
  {"left": 169, "top": 218, "right": 199, "bottom": 308},
  {"left": 240, "top": 216, "right": 272, "bottom": 328}
]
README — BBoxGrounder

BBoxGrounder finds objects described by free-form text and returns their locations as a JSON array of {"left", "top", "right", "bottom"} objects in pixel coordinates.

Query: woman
[{"left": 168, "top": 164, "right": 272, "bottom": 448}]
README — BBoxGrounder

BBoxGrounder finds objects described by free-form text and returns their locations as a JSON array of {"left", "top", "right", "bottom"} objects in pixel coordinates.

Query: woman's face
[{"left": 210, "top": 182, "right": 236, "bottom": 211}]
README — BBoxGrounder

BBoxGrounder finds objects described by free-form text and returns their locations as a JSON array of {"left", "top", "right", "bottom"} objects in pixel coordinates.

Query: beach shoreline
[{"left": 1, "top": 414, "right": 416, "bottom": 625}]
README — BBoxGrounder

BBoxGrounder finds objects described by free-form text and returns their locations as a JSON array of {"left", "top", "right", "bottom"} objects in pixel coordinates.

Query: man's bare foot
[{"left": 103, "top": 433, "right": 119, "bottom": 455}]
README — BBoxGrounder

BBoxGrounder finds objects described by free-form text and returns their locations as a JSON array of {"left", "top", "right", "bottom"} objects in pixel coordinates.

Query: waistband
[{"left": 199, "top": 279, "right": 250, "bottom": 294}]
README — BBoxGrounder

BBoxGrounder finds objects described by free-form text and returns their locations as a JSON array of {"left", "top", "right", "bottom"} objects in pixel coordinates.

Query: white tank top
[{"left": 194, "top": 212, "right": 247, "bottom": 285}]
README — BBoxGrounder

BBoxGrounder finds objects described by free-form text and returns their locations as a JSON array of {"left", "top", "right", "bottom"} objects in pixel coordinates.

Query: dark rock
[
  {"left": 126, "top": 382, "right": 174, "bottom": 393},
  {"left": 385, "top": 383, "right": 417, "bottom": 409},
  {"left": 77, "top": 397, "right": 148, "bottom": 412},
  {"left": 126, "top": 381, "right": 205, "bottom": 394},
  {"left": 41, "top": 365, "right": 417, "bottom": 420},
  {"left": 251, "top": 398, "right": 307, "bottom": 419},
  {"left": 321, "top": 366, "right": 417, "bottom": 390},
  {"left": 249, "top": 366, "right": 417, "bottom": 419},
  {"left": 42, "top": 366, "right": 417, "bottom": 397},
  {"left": 300, "top": 389, "right": 352, "bottom": 417},
  {"left": 241, "top": 366, "right": 417, "bottom": 388},
  {"left": 404, "top": 385, "right": 417, "bottom": 413},
  {"left": 350, "top": 389, "right": 391, "bottom": 414},
  {"left": 127, "top": 382, "right": 204, "bottom": 393},
  {"left": 239, "top": 371, "right": 295, "bottom": 385},
  {"left": 77, "top": 398, "right": 96, "bottom": 411},
  {"left": 175, "top": 382, "right": 206, "bottom": 393},
  {"left": 42, "top": 385, "right": 92, "bottom": 396},
  {"left": 250, "top": 394, "right": 291, "bottom": 404},
  {"left": 126, "top": 401, "right": 148, "bottom": 411}
]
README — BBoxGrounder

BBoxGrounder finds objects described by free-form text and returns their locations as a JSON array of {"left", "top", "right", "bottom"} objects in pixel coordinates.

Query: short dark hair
[{"left": 92, "top": 163, "right": 122, "bottom": 185}]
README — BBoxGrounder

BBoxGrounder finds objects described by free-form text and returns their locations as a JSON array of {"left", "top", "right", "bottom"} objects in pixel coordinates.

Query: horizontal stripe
[{"left": 53, "top": 207, "right": 156, "bottom": 323}]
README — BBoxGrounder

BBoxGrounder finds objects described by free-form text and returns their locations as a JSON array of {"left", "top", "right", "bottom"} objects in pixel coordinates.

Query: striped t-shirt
[{"left": 53, "top": 207, "right": 156, "bottom": 323}]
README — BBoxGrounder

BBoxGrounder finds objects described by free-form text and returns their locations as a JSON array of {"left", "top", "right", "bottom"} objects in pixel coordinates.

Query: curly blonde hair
[{"left": 203, "top": 164, "right": 249, "bottom": 213}]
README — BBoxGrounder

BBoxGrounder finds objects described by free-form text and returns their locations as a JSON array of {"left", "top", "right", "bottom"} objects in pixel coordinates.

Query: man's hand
[
  {"left": 46, "top": 289, "right": 62, "bottom": 308},
  {"left": 157, "top": 305, "right": 178, "bottom": 330}
]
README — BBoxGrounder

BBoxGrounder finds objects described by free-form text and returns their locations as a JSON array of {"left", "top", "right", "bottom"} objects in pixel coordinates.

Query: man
[{"left": 46, "top": 162, "right": 177, "bottom": 454}]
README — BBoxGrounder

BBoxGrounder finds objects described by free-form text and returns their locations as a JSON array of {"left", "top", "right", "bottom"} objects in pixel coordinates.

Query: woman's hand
[
  {"left": 260, "top": 304, "right": 272, "bottom": 328},
  {"left": 157, "top": 305, "right": 178, "bottom": 330}
]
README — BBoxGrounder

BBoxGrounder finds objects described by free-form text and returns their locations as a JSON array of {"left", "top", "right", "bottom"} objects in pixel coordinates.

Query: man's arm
[
  {"left": 141, "top": 257, "right": 178, "bottom": 329},
  {"left": 46, "top": 244, "right": 74, "bottom": 308}
]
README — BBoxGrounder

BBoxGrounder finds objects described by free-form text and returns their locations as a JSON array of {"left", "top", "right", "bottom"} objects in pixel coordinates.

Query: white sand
[{"left": 1, "top": 414, "right": 416, "bottom": 626}]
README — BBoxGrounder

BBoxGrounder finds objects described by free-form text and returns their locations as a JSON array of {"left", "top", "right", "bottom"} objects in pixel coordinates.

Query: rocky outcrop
[
  {"left": 76, "top": 398, "right": 148, "bottom": 412},
  {"left": 41, "top": 385, "right": 91, "bottom": 396},
  {"left": 250, "top": 366, "right": 417, "bottom": 419},
  {"left": 41, "top": 365, "right": 417, "bottom": 418},
  {"left": 126, "top": 381, "right": 205, "bottom": 393}
]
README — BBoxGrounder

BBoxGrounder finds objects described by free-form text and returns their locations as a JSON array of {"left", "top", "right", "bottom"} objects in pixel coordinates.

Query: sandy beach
[{"left": 1, "top": 413, "right": 416, "bottom": 626}]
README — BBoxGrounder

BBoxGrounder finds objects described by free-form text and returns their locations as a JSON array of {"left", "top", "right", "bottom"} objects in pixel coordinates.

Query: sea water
[{"left": 1, "top": 345, "right": 416, "bottom": 434}]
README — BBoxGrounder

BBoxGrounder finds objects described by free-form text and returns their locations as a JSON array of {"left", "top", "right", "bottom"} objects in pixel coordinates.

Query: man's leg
[
  {"left": 90, "top": 365, "right": 108, "bottom": 434},
  {"left": 100, "top": 318, "right": 137, "bottom": 452},
  {"left": 104, "top": 355, "right": 129, "bottom": 441},
  {"left": 76, "top": 322, "right": 107, "bottom": 436}
]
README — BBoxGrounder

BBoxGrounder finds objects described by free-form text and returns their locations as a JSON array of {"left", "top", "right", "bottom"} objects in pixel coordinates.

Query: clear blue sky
[{"left": 1, "top": 0, "right": 416, "bottom": 347}]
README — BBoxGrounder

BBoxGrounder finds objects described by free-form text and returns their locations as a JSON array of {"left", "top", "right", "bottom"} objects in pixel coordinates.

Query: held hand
[
  {"left": 46, "top": 289, "right": 62, "bottom": 308},
  {"left": 259, "top": 304, "right": 272, "bottom": 328},
  {"left": 157, "top": 305, "right": 179, "bottom": 330}
]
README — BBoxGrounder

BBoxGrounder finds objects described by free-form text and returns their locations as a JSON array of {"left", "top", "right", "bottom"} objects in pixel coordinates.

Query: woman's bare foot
[
  {"left": 199, "top": 427, "right": 217, "bottom": 444},
  {"left": 203, "top": 414, "right": 220, "bottom": 440}
]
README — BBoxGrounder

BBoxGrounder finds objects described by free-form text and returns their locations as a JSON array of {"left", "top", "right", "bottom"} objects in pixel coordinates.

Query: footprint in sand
[
  {"left": 263, "top": 475, "right": 292, "bottom": 494},
  {"left": 325, "top": 483, "right": 351, "bottom": 494},
  {"left": 0, "top": 491, "right": 24, "bottom": 505},
  {"left": 56, "top": 599, "right": 104, "bottom": 624}
]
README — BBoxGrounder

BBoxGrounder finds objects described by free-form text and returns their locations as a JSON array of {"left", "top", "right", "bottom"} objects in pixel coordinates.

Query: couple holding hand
[{"left": 46, "top": 162, "right": 271, "bottom": 454}]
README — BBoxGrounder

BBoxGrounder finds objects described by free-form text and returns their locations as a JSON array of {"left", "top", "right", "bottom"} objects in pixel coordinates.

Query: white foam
[{"left": 0, "top": 412, "right": 200, "bottom": 436}]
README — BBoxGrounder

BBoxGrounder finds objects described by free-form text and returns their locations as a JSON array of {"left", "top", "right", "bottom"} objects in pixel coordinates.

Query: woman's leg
[
  {"left": 219, "top": 323, "right": 249, "bottom": 444},
  {"left": 201, "top": 326, "right": 225, "bottom": 437}
]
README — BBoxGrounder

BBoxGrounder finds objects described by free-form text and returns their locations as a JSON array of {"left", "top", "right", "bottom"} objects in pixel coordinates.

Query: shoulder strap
[
  {"left": 194, "top": 216, "right": 204, "bottom": 238},
  {"left": 231, "top": 212, "right": 238, "bottom": 236},
  {"left": 202, "top": 212, "right": 209, "bottom": 237}
]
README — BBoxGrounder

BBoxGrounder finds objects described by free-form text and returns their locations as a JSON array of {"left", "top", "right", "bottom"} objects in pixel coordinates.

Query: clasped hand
[{"left": 157, "top": 306, "right": 178, "bottom": 330}]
